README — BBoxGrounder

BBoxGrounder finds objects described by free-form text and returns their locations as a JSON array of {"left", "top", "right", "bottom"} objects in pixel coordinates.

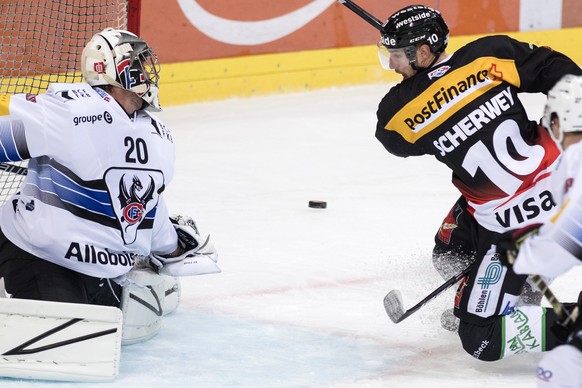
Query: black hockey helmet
[{"left": 380, "top": 5, "right": 449, "bottom": 58}]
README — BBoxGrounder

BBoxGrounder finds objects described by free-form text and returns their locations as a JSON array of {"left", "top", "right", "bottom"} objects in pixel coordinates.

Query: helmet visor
[
  {"left": 117, "top": 48, "right": 160, "bottom": 96},
  {"left": 377, "top": 43, "right": 416, "bottom": 71},
  {"left": 138, "top": 49, "right": 160, "bottom": 87}
]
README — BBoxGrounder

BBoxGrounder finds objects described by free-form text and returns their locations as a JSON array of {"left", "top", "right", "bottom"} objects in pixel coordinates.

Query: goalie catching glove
[{"left": 148, "top": 215, "right": 220, "bottom": 276}]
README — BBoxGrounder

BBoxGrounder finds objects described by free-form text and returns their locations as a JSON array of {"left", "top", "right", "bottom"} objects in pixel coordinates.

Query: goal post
[
  {"left": 0, "top": 0, "right": 141, "bottom": 204},
  {"left": 127, "top": 0, "right": 142, "bottom": 36}
]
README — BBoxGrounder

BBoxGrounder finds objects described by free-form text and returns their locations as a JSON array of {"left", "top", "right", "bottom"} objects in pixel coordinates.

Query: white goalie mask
[
  {"left": 542, "top": 74, "right": 582, "bottom": 146},
  {"left": 81, "top": 28, "right": 161, "bottom": 111}
]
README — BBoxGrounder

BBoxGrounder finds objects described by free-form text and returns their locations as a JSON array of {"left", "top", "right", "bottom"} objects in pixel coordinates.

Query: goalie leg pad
[
  {"left": 120, "top": 269, "right": 181, "bottom": 345},
  {"left": 0, "top": 298, "right": 122, "bottom": 382}
]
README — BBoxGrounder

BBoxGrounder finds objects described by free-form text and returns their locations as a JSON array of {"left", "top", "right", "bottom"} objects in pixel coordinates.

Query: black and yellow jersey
[{"left": 376, "top": 35, "right": 582, "bottom": 232}]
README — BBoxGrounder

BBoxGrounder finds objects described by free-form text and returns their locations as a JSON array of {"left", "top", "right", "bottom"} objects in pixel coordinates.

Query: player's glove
[
  {"left": 552, "top": 292, "right": 582, "bottom": 345},
  {"left": 147, "top": 214, "right": 219, "bottom": 276},
  {"left": 496, "top": 224, "right": 541, "bottom": 267}
]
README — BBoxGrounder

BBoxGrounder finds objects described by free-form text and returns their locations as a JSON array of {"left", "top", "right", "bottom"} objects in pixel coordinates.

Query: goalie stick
[{"left": 383, "top": 265, "right": 471, "bottom": 323}]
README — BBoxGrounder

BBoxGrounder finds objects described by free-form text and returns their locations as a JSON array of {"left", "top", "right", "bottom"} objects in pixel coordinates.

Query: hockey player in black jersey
[{"left": 372, "top": 5, "right": 582, "bottom": 361}]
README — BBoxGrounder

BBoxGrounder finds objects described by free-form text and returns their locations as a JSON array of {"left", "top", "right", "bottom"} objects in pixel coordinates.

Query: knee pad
[
  {"left": 120, "top": 268, "right": 181, "bottom": 345},
  {"left": 459, "top": 306, "right": 547, "bottom": 361}
]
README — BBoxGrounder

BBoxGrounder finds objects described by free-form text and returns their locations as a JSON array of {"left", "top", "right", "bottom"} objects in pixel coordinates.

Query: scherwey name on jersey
[{"left": 433, "top": 86, "right": 514, "bottom": 156}]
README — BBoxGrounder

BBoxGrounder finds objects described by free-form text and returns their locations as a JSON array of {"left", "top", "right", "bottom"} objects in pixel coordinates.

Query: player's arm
[
  {"left": 0, "top": 95, "right": 33, "bottom": 162},
  {"left": 501, "top": 35, "right": 582, "bottom": 93},
  {"left": 0, "top": 87, "right": 76, "bottom": 162},
  {"left": 375, "top": 88, "right": 429, "bottom": 157},
  {"left": 513, "top": 199, "right": 582, "bottom": 279},
  {"left": 497, "top": 159, "right": 581, "bottom": 278}
]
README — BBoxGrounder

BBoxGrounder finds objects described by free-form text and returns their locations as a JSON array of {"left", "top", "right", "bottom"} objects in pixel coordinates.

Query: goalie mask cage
[{"left": 0, "top": 0, "right": 141, "bottom": 204}]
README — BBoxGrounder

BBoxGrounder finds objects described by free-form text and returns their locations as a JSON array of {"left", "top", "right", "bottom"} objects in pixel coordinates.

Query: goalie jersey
[
  {"left": 376, "top": 35, "right": 582, "bottom": 233},
  {"left": 0, "top": 83, "right": 179, "bottom": 278}
]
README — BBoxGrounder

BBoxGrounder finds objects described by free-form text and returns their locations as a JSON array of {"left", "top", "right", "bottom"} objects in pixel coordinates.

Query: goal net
[{"left": 0, "top": 0, "right": 140, "bottom": 204}]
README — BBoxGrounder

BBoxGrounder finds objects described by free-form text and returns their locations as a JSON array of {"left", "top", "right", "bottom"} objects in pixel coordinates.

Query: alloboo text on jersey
[
  {"left": 64, "top": 241, "right": 138, "bottom": 267},
  {"left": 433, "top": 86, "right": 514, "bottom": 157}
]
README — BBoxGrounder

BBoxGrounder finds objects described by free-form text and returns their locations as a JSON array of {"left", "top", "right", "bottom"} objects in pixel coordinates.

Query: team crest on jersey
[
  {"left": 105, "top": 168, "right": 163, "bottom": 244},
  {"left": 428, "top": 65, "right": 451, "bottom": 79}
]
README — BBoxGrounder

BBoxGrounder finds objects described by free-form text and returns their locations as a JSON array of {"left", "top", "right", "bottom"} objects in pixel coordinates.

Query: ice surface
[{"left": 1, "top": 84, "right": 580, "bottom": 387}]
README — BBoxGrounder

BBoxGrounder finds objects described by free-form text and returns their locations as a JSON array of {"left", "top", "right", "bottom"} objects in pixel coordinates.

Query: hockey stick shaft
[
  {"left": 337, "top": 0, "right": 384, "bottom": 32},
  {"left": 530, "top": 274, "right": 579, "bottom": 325},
  {"left": 507, "top": 252, "right": 579, "bottom": 324},
  {"left": 386, "top": 265, "right": 471, "bottom": 323}
]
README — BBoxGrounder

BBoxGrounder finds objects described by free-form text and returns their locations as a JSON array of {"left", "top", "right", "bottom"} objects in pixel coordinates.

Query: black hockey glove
[
  {"left": 496, "top": 224, "right": 541, "bottom": 267},
  {"left": 552, "top": 292, "right": 582, "bottom": 345}
]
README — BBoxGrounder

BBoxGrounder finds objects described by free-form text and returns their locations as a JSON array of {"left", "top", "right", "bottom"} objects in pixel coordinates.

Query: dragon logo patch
[{"left": 105, "top": 168, "right": 163, "bottom": 244}]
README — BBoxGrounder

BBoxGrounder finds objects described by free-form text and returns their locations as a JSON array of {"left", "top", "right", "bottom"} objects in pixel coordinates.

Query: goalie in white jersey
[
  {"left": 499, "top": 74, "right": 582, "bottom": 387},
  {"left": 0, "top": 29, "right": 218, "bottom": 308}
]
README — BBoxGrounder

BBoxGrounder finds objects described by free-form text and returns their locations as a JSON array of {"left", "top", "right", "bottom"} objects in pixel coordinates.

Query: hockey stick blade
[
  {"left": 384, "top": 290, "right": 405, "bottom": 323},
  {"left": 383, "top": 265, "right": 472, "bottom": 324}
]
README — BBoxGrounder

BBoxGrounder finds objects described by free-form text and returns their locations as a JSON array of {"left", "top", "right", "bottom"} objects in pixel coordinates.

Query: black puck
[{"left": 308, "top": 200, "right": 327, "bottom": 209}]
